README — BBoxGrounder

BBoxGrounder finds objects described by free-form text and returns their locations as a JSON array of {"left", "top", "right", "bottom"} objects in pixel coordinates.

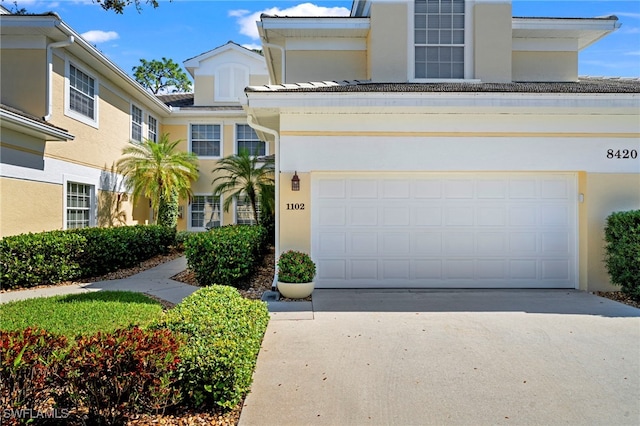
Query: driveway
[{"left": 240, "top": 290, "right": 640, "bottom": 426}]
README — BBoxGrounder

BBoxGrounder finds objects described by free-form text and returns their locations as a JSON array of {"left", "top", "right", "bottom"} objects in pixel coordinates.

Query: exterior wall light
[{"left": 291, "top": 171, "right": 300, "bottom": 191}]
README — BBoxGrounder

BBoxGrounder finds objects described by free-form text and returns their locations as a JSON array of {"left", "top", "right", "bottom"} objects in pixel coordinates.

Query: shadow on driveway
[{"left": 310, "top": 289, "right": 640, "bottom": 318}]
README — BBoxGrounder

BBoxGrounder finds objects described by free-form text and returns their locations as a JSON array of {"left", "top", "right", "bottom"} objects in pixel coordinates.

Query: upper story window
[
  {"left": 131, "top": 105, "right": 143, "bottom": 142},
  {"left": 67, "top": 63, "right": 98, "bottom": 126},
  {"left": 148, "top": 115, "right": 158, "bottom": 142},
  {"left": 414, "top": 0, "right": 465, "bottom": 79},
  {"left": 190, "top": 124, "right": 221, "bottom": 157},
  {"left": 236, "top": 124, "right": 265, "bottom": 156}
]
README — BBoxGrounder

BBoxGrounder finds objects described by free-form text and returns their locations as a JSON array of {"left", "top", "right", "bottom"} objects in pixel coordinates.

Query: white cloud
[
  {"left": 624, "top": 50, "right": 640, "bottom": 56},
  {"left": 81, "top": 30, "right": 119, "bottom": 43},
  {"left": 229, "top": 2, "right": 350, "bottom": 40},
  {"left": 241, "top": 43, "right": 263, "bottom": 51}
]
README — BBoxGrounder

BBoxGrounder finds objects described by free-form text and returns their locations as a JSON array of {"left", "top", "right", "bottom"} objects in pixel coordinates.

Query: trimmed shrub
[
  {"left": 0, "top": 231, "right": 86, "bottom": 289},
  {"left": 184, "top": 225, "right": 267, "bottom": 287},
  {"left": 162, "top": 286, "right": 269, "bottom": 409},
  {"left": 604, "top": 210, "right": 640, "bottom": 299},
  {"left": 77, "top": 225, "right": 176, "bottom": 276},
  {"left": 277, "top": 250, "right": 316, "bottom": 283},
  {"left": 0, "top": 225, "right": 175, "bottom": 289},
  {"left": 0, "top": 328, "right": 68, "bottom": 411},
  {"left": 57, "top": 326, "right": 183, "bottom": 425}
]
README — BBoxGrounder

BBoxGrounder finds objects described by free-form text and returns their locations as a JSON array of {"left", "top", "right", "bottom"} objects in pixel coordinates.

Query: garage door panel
[
  {"left": 413, "top": 180, "right": 442, "bottom": 198},
  {"left": 318, "top": 232, "right": 346, "bottom": 254},
  {"left": 382, "top": 180, "right": 410, "bottom": 198},
  {"left": 382, "top": 232, "right": 411, "bottom": 254},
  {"left": 350, "top": 180, "right": 378, "bottom": 198},
  {"left": 382, "top": 207, "right": 410, "bottom": 226},
  {"left": 445, "top": 180, "right": 474, "bottom": 198},
  {"left": 312, "top": 173, "right": 577, "bottom": 289},
  {"left": 413, "top": 232, "right": 443, "bottom": 254},
  {"left": 351, "top": 260, "right": 378, "bottom": 279},
  {"left": 350, "top": 206, "right": 378, "bottom": 226},
  {"left": 351, "top": 233, "right": 378, "bottom": 255},
  {"left": 413, "top": 206, "right": 442, "bottom": 226}
]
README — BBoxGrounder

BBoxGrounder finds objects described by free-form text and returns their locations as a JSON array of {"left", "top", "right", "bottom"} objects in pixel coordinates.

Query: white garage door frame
[{"left": 311, "top": 172, "right": 579, "bottom": 289}]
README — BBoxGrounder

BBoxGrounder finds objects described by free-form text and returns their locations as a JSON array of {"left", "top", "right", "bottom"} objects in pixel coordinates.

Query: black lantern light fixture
[{"left": 291, "top": 171, "right": 300, "bottom": 191}]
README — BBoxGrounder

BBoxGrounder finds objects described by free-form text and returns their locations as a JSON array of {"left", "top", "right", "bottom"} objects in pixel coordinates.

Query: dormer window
[{"left": 414, "top": 0, "right": 465, "bottom": 79}]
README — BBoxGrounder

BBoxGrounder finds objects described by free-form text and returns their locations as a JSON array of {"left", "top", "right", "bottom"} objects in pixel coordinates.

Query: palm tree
[
  {"left": 117, "top": 134, "right": 198, "bottom": 228},
  {"left": 211, "top": 151, "right": 275, "bottom": 225}
]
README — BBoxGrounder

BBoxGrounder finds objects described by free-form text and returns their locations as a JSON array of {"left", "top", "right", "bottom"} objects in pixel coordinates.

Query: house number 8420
[
  {"left": 286, "top": 203, "right": 305, "bottom": 210},
  {"left": 607, "top": 149, "right": 637, "bottom": 159}
]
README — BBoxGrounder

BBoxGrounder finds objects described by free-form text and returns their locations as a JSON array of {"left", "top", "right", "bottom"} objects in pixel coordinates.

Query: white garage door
[{"left": 311, "top": 173, "right": 577, "bottom": 289}]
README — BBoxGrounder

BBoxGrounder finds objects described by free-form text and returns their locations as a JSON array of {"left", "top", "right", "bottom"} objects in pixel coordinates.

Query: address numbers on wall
[{"left": 607, "top": 149, "right": 638, "bottom": 159}]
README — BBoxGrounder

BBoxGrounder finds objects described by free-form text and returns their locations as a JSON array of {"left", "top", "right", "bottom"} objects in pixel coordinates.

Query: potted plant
[{"left": 276, "top": 250, "right": 316, "bottom": 299}]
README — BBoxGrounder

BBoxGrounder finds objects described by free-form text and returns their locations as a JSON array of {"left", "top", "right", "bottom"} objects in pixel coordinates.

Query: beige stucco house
[
  {"left": 244, "top": 0, "right": 640, "bottom": 291},
  {"left": 0, "top": 11, "right": 270, "bottom": 236},
  {"left": 0, "top": 10, "right": 168, "bottom": 236},
  {"left": 2, "top": 1, "right": 638, "bottom": 292}
]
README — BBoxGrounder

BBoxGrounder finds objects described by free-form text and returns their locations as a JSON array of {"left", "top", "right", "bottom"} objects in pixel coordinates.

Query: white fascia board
[
  {"left": 246, "top": 91, "right": 640, "bottom": 112},
  {"left": 0, "top": 109, "right": 74, "bottom": 141},
  {"left": 260, "top": 17, "right": 370, "bottom": 31},
  {"left": 512, "top": 17, "right": 620, "bottom": 31}
]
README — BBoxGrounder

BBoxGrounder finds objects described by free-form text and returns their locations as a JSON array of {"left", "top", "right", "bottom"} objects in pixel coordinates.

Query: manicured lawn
[{"left": 0, "top": 291, "right": 164, "bottom": 338}]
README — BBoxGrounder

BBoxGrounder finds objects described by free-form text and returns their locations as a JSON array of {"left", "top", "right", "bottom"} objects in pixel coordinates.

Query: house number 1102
[{"left": 286, "top": 203, "right": 305, "bottom": 210}]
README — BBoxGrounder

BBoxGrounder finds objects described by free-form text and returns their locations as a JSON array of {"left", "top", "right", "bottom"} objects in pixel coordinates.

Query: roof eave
[{"left": 0, "top": 108, "right": 75, "bottom": 141}]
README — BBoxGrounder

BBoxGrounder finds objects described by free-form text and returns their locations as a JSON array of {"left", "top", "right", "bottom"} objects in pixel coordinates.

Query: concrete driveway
[{"left": 240, "top": 290, "right": 640, "bottom": 426}]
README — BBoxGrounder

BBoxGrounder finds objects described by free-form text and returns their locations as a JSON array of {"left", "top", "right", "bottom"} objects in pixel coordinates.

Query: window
[
  {"left": 131, "top": 105, "right": 143, "bottom": 142},
  {"left": 236, "top": 197, "right": 259, "bottom": 225},
  {"left": 148, "top": 115, "right": 158, "bottom": 142},
  {"left": 190, "top": 124, "right": 221, "bottom": 157},
  {"left": 69, "top": 64, "right": 96, "bottom": 120},
  {"left": 414, "top": 0, "right": 465, "bottom": 79},
  {"left": 236, "top": 124, "right": 265, "bottom": 156},
  {"left": 66, "top": 182, "right": 93, "bottom": 229},
  {"left": 190, "top": 195, "right": 221, "bottom": 230}
]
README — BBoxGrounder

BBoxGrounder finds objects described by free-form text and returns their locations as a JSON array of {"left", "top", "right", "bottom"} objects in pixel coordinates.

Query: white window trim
[
  {"left": 407, "top": 0, "right": 475, "bottom": 82},
  {"left": 64, "top": 59, "right": 100, "bottom": 128},
  {"left": 234, "top": 122, "right": 268, "bottom": 157},
  {"left": 63, "top": 174, "right": 96, "bottom": 230},
  {"left": 188, "top": 194, "right": 223, "bottom": 231},
  {"left": 189, "top": 122, "right": 223, "bottom": 159},
  {"left": 148, "top": 114, "right": 158, "bottom": 142},
  {"left": 130, "top": 103, "right": 144, "bottom": 143}
]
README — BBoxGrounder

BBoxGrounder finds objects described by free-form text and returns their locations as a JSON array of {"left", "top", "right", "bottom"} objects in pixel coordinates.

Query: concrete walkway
[
  {"left": 0, "top": 256, "right": 199, "bottom": 305},
  {"left": 240, "top": 289, "right": 640, "bottom": 426}
]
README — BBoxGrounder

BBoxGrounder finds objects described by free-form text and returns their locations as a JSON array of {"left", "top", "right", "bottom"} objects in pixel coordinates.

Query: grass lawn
[{"left": 0, "top": 291, "right": 164, "bottom": 338}]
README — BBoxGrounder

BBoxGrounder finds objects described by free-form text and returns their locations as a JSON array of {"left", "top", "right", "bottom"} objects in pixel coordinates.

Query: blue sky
[{"left": 6, "top": 0, "right": 640, "bottom": 79}]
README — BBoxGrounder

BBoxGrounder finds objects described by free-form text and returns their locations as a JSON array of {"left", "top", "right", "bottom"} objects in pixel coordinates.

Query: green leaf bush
[
  {"left": 0, "top": 225, "right": 175, "bottom": 290},
  {"left": 184, "top": 225, "right": 267, "bottom": 287},
  {"left": 277, "top": 250, "right": 316, "bottom": 283},
  {"left": 604, "top": 210, "right": 640, "bottom": 299},
  {"left": 161, "top": 286, "right": 269, "bottom": 409}
]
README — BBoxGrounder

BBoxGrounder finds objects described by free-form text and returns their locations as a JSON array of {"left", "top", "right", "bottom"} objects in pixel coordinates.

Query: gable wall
[
  {"left": 1, "top": 48, "right": 47, "bottom": 117},
  {"left": 369, "top": 1, "right": 408, "bottom": 82}
]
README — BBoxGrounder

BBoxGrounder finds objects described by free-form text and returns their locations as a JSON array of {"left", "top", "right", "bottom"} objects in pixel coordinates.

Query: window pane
[
  {"left": 69, "top": 65, "right": 96, "bottom": 119},
  {"left": 67, "top": 182, "right": 92, "bottom": 229},
  {"left": 236, "top": 124, "right": 265, "bottom": 156},
  {"left": 191, "top": 124, "right": 221, "bottom": 156}
]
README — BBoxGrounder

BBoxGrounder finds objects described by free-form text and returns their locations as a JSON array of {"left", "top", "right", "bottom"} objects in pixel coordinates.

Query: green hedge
[
  {"left": 162, "top": 286, "right": 269, "bottom": 409},
  {"left": 0, "top": 225, "right": 176, "bottom": 290},
  {"left": 184, "top": 225, "right": 267, "bottom": 287},
  {"left": 604, "top": 210, "right": 640, "bottom": 299}
]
